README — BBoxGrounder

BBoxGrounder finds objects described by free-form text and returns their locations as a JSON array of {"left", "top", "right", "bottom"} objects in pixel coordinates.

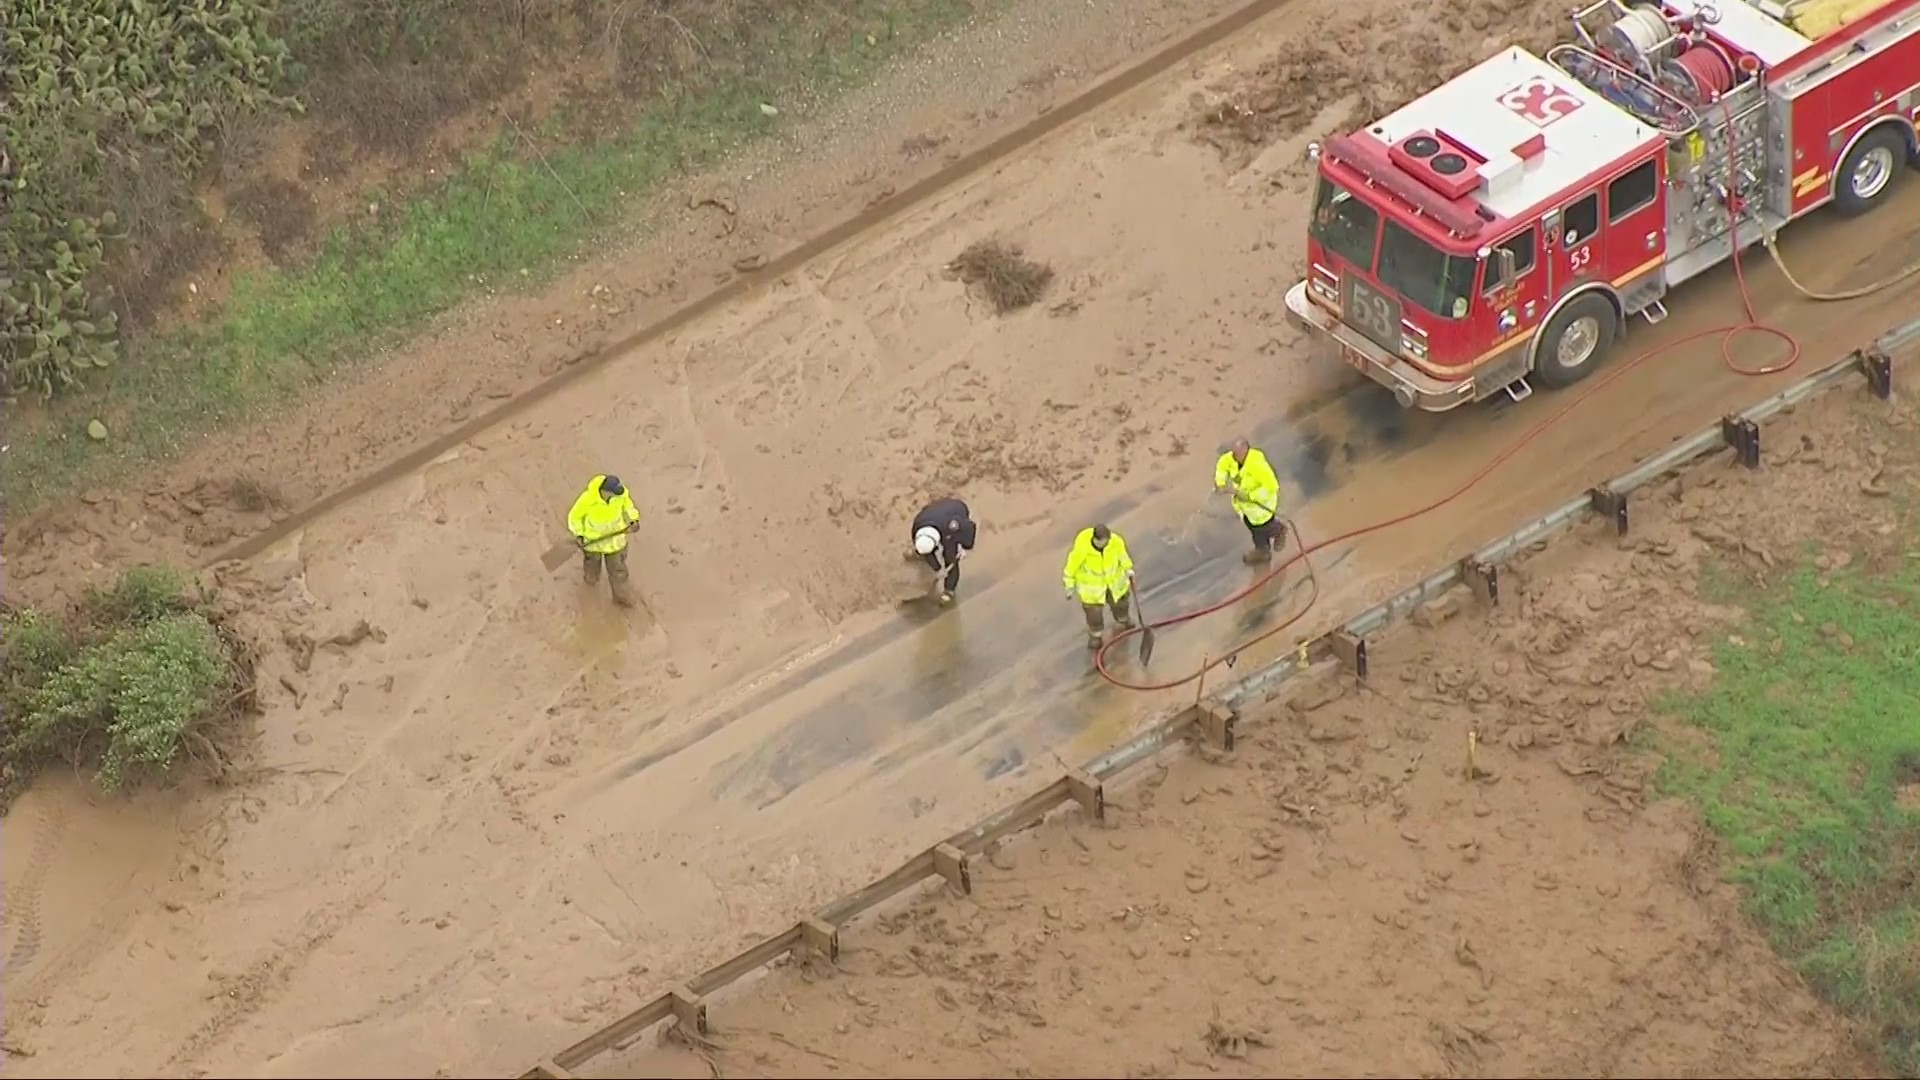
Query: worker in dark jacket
[{"left": 910, "top": 497, "right": 977, "bottom": 605}]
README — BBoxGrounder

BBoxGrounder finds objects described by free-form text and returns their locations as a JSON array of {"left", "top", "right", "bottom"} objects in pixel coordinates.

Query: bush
[
  {"left": 2, "top": 0, "right": 298, "bottom": 399},
  {"left": 0, "top": 565, "right": 253, "bottom": 800}
]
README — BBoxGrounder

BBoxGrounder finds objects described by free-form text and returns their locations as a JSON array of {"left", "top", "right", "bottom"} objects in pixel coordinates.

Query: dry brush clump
[
  {"left": 949, "top": 239, "right": 1054, "bottom": 314},
  {"left": 223, "top": 474, "right": 286, "bottom": 514},
  {"left": 0, "top": 565, "right": 258, "bottom": 806}
]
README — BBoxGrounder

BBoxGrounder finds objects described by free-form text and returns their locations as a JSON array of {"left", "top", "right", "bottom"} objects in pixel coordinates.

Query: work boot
[
  {"left": 1086, "top": 631, "right": 1104, "bottom": 650},
  {"left": 610, "top": 580, "right": 635, "bottom": 608},
  {"left": 938, "top": 591, "right": 954, "bottom": 606},
  {"left": 1244, "top": 547, "right": 1274, "bottom": 564}
]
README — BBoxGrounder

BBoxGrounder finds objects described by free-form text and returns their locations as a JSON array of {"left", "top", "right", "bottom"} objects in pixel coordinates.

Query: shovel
[
  {"left": 1132, "top": 582, "right": 1157, "bottom": 666},
  {"left": 896, "top": 541, "right": 968, "bottom": 602},
  {"left": 539, "top": 523, "right": 635, "bottom": 573},
  {"left": 892, "top": 561, "right": 945, "bottom": 604},
  {"left": 893, "top": 560, "right": 959, "bottom": 608}
]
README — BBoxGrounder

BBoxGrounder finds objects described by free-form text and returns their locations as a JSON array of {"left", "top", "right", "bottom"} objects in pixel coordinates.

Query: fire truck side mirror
[
  {"left": 1476, "top": 245, "right": 1518, "bottom": 294},
  {"left": 1306, "top": 141, "right": 1322, "bottom": 163}
]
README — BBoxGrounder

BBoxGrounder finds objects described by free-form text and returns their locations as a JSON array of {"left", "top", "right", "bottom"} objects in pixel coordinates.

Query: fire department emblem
[{"left": 1497, "top": 76, "right": 1585, "bottom": 129}]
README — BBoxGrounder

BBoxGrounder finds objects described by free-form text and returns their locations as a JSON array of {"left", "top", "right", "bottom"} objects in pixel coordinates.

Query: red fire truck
[{"left": 1284, "top": 0, "right": 1920, "bottom": 411}]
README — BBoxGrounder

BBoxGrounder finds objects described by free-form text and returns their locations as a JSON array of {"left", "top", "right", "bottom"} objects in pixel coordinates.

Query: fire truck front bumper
[{"left": 1283, "top": 282, "right": 1475, "bottom": 413}]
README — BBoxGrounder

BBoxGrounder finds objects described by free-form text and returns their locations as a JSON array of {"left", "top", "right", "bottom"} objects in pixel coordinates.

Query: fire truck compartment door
[{"left": 1600, "top": 157, "right": 1666, "bottom": 288}]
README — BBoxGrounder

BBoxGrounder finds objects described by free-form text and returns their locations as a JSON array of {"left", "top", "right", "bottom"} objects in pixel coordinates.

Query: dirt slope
[{"left": 603, "top": 370, "right": 1917, "bottom": 1080}]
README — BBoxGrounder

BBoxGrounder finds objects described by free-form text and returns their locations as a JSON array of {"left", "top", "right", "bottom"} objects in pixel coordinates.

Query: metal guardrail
[
  {"left": 1222, "top": 321, "right": 1911, "bottom": 710},
  {"left": 517, "top": 324, "right": 1908, "bottom": 1080}
]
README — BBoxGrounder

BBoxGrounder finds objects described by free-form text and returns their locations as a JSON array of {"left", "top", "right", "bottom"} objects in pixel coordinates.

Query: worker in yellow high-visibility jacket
[
  {"left": 1062, "top": 524, "right": 1135, "bottom": 649},
  {"left": 567, "top": 473, "right": 642, "bottom": 606},
  {"left": 1214, "top": 437, "right": 1283, "bottom": 564}
]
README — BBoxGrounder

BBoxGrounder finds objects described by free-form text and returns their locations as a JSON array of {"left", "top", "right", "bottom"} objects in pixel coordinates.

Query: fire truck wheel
[
  {"left": 1834, "top": 126, "right": 1906, "bottom": 217},
  {"left": 1532, "top": 293, "right": 1618, "bottom": 390}
]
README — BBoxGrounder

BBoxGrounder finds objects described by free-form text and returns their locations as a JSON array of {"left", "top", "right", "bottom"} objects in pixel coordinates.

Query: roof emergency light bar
[{"left": 1323, "top": 134, "right": 1491, "bottom": 239}]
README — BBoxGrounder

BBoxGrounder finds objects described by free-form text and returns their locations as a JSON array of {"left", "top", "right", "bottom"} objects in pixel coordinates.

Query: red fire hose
[{"left": 1095, "top": 114, "right": 1814, "bottom": 693}]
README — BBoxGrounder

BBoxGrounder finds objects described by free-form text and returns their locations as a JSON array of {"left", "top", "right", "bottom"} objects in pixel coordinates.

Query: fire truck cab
[{"left": 1284, "top": 0, "right": 1920, "bottom": 411}]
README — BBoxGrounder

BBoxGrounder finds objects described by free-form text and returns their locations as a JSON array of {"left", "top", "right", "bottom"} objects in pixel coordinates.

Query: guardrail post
[
  {"left": 1329, "top": 631, "right": 1368, "bottom": 681},
  {"left": 1720, "top": 414, "right": 1761, "bottom": 469},
  {"left": 1065, "top": 768, "right": 1106, "bottom": 822},
  {"left": 1186, "top": 699, "right": 1237, "bottom": 752},
  {"left": 933, "top": 843, "right": 973, "bottom": 895},
  {"left": 1859, "top": 345, "right": 1892, "bottom": 400},
  {"left": 1459, "top": 557, "right": 1499, "bottom": 607},
  {"left": 669, "top": 985, "right": 708, "bottom": 1037},
  {"left": 799, "top": 917, "right": 840, "bottom": 962},
  {"left": 1588, "top": 485, "right": 1629, "bottom": 535}
]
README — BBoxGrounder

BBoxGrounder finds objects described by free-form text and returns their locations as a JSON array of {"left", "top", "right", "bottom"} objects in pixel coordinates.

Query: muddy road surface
[
  {"left": 2, "top": 0, "right": 1917, "bottom": 1073},
  {"left": 603, "top": 369, "right": 1918, "bottom": 1080}
]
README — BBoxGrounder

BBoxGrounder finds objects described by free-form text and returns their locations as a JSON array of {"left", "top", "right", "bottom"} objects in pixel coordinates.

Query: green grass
[
  {"left": 1654, "top": 552, "right": 1920, "bottom": 1076},
  {"left": 0, "top": 0, "right": 984, "bottom": 511}
]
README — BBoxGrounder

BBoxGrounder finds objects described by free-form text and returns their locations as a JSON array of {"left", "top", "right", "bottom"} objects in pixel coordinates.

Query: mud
[
  {"left": 3, "top": 0, "right": 1919, "bottom": 1072},
  {"left": 1188, "top": 0, "right": 1564, "bottom": 168},
  {"left": 601, "top": 369, "right": 1917, "bottom": 1080}
]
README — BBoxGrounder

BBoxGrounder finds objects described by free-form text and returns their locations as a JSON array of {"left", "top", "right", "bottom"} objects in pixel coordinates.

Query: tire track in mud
[
  {"left": 0, "top": 798, "right": 163, "bottom": 1034},
  {"left": 209, "top": 0, "right": 1300, "bottom": 568},
  {"left": 158, "top": 632, "right": 621, "bottom": 1073},
  {"left": 1, "top": 798, "right": 70, "bottom": 984}
]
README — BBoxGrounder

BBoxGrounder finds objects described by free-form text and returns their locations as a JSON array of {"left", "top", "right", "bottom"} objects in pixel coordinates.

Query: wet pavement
[
  {"left": 651, "top": 377, "right": 1633, "bottom": 805},
  {"left": 580, "top": 372, "right": 1513, "bottom": 815}
]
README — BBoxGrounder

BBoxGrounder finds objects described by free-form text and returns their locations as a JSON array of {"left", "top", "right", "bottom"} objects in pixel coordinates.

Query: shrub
[
  {"left": 84, "top": 562, "right": 206, "bottom": 625},
  {"left": 0, "top": 565, "right": 253, "bottom": 800}
]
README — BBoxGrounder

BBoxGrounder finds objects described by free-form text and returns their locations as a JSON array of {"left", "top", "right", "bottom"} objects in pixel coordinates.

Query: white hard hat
[{"left": 913, "top": 526, "right": 940, "bottom": 555}]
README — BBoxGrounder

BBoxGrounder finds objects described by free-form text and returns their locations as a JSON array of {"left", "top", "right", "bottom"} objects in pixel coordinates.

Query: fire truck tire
[
  {"left": 1531, "top": 293, "right": 1618, "bottom": 390},
  {"left": 1834, "top": 125, "right": 1906, "bottom": 217}
]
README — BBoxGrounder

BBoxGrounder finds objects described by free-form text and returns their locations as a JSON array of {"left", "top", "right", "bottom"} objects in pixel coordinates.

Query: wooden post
[
  {"left": 933, "top": 842, "right": 973, "bottom": 895},
  {"left": 1588, "top": 485, "right": 1629, "bottom": 536},
  {"left": 1329, "top": 631, "right": 1368, "bottom": 681},
  {"left": 1460, "top": 558, "right": 1499, "bottom": 606},
  {"left": 1065, "top": 768, "right": 1105, "bottom": 822},
  {"left": 669, "top": 985, "right": 708, "bottom": 1037},
  {"left": 1859, "top": 345, "right": 1892, "bottom": 399},
  {"left": 799, "top": 917, "right": 840, "bottom": 963},
  {"left": 1192, "top": 698, "right": 1236, "bottom": 752}
]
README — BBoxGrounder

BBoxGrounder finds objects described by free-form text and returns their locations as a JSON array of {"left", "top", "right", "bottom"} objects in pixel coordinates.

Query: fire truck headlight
[
  {"left": 1401, "top": 334, "right": 1427, "bottom": 360},
  {"left": 1309, "top": 278, "right": 1338, "bottom": 303}
]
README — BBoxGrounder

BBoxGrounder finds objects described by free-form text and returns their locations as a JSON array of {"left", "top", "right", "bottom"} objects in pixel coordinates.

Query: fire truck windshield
[
  {"left": 1377, "top": 219, "right": 1476, "bottom": 320},
  {"left": 1310, "top": 178, "right": 1478, "bottom": 321},
  {"left": 1309, "top": 179, "right": 1378, "bottom": 270}
]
